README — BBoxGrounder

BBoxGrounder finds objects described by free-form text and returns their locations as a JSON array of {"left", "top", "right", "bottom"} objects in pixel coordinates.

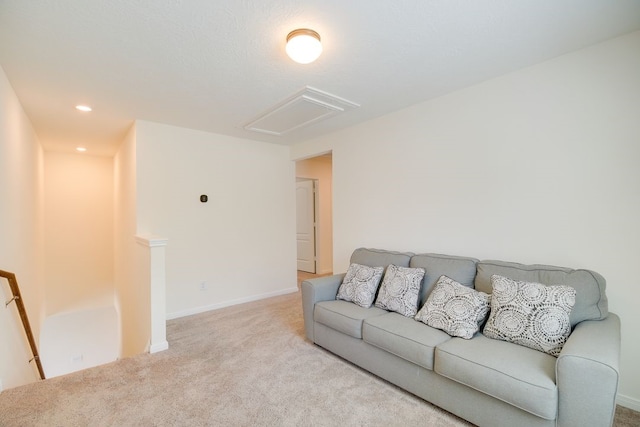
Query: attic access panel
[{"left": 244, "top": 86, "right": 360, "bottom": 136}]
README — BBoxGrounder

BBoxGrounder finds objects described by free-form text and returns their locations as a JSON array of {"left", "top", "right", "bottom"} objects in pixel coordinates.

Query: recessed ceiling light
[
  {"left": 286, "top": 29, "right": 322, "bottom": 64},
  {"left": 75, "top": 105, "right": 92, "bottom": 112},
  {"left": 76, "top": 147, "right": 87, "bottom": 152}
]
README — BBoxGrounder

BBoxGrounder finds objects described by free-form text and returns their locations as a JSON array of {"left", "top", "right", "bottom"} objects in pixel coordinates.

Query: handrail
[{"left": 0, "top": 270, "right": 45, "bottom": 380}]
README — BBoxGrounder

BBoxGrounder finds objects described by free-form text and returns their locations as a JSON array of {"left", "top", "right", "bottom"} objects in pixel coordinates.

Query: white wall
[
  {"left": 292, "top": 31, "right": 640, "bottom": 409},
  {"left": 0, "top": 66, "right": 45, "bottom": 389},
  {"left": 135, "top": 121, "right": 297, "bottom": 319},
  {"left": 296, "top": 156, "right": 333, "bottom": 274},
  {"left": 113, "top": 123, "right": 146, "bottom": 357},
  {"left": 43, "top": 152, "right": 114, "bottom": 315}
]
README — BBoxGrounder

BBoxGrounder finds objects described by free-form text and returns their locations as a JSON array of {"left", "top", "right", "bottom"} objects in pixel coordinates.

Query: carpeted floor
[{"left": 0, "top": 291, "right": 638, "bottom": 426}]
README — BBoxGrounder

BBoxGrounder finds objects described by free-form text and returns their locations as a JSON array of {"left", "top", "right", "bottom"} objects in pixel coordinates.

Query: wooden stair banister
[{"left": 1, "top": 269, "right": 45, "bottom": 380}]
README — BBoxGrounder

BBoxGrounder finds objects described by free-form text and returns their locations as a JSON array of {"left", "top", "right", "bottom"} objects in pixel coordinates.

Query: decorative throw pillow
[
  {"left": 483, "top": 275, "right": 576, "bottom": 356},
  {"left": 374, "top": 264, "right": 425, "bottom": 317},
  {"left": 336, "top": 263, "right": 384, "bottom": 308},
  {"left": 415, "top": 275, "right": 490, "bottom": 339}
]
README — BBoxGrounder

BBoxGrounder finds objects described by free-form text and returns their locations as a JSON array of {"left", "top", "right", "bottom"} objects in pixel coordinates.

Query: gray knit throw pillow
[
  {"left": 483, "top": 274, "right": 576, "bottom": 356},
  {"left": 374, "top": 264, "right": 425, "bottom": 317},
  {"left": 336, "top": 263, "right": 384, "bottom": 308},
  {"left": 415, "top": 275, "right": 490, "bottom": 339}
]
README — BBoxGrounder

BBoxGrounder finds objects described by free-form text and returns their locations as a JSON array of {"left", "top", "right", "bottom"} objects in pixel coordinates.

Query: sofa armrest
[
  {"left": 556, "top": 313, "right": 620, "bottom": 427},
  {"left": 301, "top": 274, "right": 345, "bottom": 342}
]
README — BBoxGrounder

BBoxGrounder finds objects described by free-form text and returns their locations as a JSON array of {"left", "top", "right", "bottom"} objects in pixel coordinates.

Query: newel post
[{"left": 135, "top": 234, "right": 169, "bottom": 353}]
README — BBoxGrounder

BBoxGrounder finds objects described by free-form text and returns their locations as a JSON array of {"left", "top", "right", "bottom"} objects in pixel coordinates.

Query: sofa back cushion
[
  {"left": 350, "top": 248, "right": 413, "bottom": 270},
  {"left": 475, "top": 260, "right": 608, "bottom": 326},
  {"left": 410, "top": 253, "right": 478, "bottom": 307}
]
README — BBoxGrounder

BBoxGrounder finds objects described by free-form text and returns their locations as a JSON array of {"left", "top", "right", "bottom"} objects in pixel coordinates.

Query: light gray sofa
[{"left": 301, "top": 248, "right": 620, "bottom": 427}]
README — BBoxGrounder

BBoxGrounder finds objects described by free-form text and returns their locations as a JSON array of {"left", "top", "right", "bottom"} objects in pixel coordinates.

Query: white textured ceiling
[{"left": 1, "top": 1, "right": 640, "bottom": 156}]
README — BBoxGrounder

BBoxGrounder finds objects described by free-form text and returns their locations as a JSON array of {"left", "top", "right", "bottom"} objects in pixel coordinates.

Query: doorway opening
[{"left": 295, "top": 153, "right": 333, "bottom": 284}]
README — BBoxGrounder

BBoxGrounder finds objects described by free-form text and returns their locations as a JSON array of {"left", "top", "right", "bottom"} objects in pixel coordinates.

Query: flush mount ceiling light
[
  {"left": 75, "top": 105, "right": 92, "bottom": 112},
  {"left": 286, "top": 29, "right": 322, "bottom": 64}
]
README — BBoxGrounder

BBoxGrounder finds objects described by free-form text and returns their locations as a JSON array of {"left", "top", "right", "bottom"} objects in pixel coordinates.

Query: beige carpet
[{"left": 0, "top": 291, "right": 638, "bottom": 426}]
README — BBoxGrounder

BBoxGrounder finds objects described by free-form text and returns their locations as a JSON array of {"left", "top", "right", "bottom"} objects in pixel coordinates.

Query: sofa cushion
[
  {"left": 435, "top": 334, "right": 558, "bottom": 420},
  {"left": 314, "top": 300, "right": 388, "bottom": 339},
  {"left": 350, "top": 248, "right": 413, "bottom": 270},
  {"left": 374, "top": 264, "right": 425, "bottom": 317},
  {"left": 475, "top": 260, "right": 607, "bottom": 326},
  {"left": 410, "top": 253, "right": 478, "bottom": 307},
  {"left": 336, "top": 263, "right": 384, "bottom": 308},
  {"left": 363, "top": 312, "right": 451, "bottom": 370},
  {"left": 483, "top": 275, "right": 576, "bottom": 356},
  {"left": 415, "top": 275, "right": 490, "bottom": 339}
]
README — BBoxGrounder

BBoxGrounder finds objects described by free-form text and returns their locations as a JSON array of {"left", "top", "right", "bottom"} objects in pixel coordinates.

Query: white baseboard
[
  {"left": 149, "top": 340, "right": 169, "bottom": 354},
  {"left": 617, "top": 393, "right": 640, "bottom": 411},
  {"left": 166, "top": 287, "right": 299, "bottom": 320}
]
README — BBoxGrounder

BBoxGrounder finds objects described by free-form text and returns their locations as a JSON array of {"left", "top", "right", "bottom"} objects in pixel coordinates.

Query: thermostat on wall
[{"left": 200, "top": 195, "right": 208, "bottom": 203}]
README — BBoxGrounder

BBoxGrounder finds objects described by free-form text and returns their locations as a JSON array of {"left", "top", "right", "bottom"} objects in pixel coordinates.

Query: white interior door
[{"left": 296, "top": 179, "right": 316, "bottom": 273}]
